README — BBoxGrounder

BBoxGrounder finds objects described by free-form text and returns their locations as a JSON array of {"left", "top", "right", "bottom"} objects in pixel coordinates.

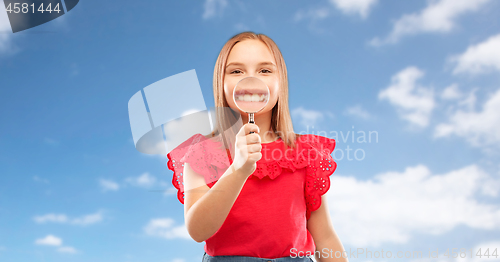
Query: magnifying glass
[{"left": 233, "top": 77, "right": 270, "bottom": 134}]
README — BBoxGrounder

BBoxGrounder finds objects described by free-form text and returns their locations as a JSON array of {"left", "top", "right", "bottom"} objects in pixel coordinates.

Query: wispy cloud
[
  {"left": 57, "top": 246, "right": 78, "bottom": 254},
  {"left": 329, "top": 0, "right": 378, "bottom": 19},
  {"left": 33, "top": 210, "right": 103, "bottom": 226},
  {"left": 293, "top": 6, "right": 331, "bottom": 34},
  {"left": 450, "top": 33, "right": 500, "bottom": 75},
  {"left": 291, "top": 107, "right": 328, "bottom": 128},
  {"left": 435, "top": 88, "right": 500, "bottom": 148},
  {"left": 294, "top": 0, "right": 377, "bottom": 24},
  {"left": 33, "top": 175, "right": 50, "bottom": 184},
  {"left": 379, "top": 66, "right": 435, "bottom": 127},
  {"left": 344, "top": 104, "right": 371, "bottom": 119},
  {"left": 234, "top": 23, "right": 249, "bottom": 32},
  {"left": 370, "top": 0, "right": 492, "bottom": 46},
  {"left": 440, "top": 84, "right": 463, "bottom": 100},
  {"left": 99, "top": 178, "right": 120, "bottom": 192},
  {"left": 202, "top": 0, "right": 228, "bottom": 20},
  {"left": 125, "top": 172, "right": 157, "bottom": 188},
  {"left": 163, "top": 187, "right": 178, "bottom": 196},
  {"left": 34, "top": 235, "right": 79, "bottom": 254},
  {"left": 143, "top": 218, "right": 191, "bottom": 240},
  {"left": 294, "top": 6, "right": 331, "bottom": 23},
  {"left": 329, "top": 164, "right": 500, "bottom": 247},
  {"left": 35, "top": 235, "right": 62, "bottom": 246},
  {"left": 99, "top": 173, "right": 170, "bottom": 194}
]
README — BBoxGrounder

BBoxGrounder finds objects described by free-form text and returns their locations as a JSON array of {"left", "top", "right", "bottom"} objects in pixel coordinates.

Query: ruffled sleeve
[
  {"left": 166, "top": 134, "right": 232, "bottom": 204},
  {"left": 299, "top": 134, "right": 337, "bottom": 220}
]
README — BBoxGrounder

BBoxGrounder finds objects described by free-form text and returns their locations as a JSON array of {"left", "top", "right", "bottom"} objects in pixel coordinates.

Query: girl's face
[{"left": 223, "top": 39, "right": 280, "bottom": 117}]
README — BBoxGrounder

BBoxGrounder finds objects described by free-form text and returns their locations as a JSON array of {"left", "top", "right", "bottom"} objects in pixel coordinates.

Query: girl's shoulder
[{"left": 167, "top": 133, "right": 230, "bottom": 204}]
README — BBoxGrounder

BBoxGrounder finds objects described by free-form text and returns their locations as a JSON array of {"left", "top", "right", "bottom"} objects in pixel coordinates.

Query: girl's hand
[{"left": 231, "top": 123, "right": 262, "bottom": 178}]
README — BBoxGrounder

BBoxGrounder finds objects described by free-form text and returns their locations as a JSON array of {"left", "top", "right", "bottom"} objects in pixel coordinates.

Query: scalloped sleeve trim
[
  {"left": 166, "top": 134, "right": 231, "bottom": 204},
  {"left": 301, "top": 134, "right": 337, "bottom": 220},
  {"left": 166, "top": 135, "right": 200, "bottom": 204}
]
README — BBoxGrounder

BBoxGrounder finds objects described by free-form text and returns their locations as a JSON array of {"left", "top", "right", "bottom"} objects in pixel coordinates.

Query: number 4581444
[{"left": 6, "top": 2, "right": 61, "bottom": 14}]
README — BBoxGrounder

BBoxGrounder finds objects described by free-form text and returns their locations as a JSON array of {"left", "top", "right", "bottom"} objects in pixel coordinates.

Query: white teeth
[
  {"left": 243, "top": 94, "right": 252, "bottom": 101},
  {"left": 235, "top": 94, "right": 268, "bottom": 102},
  {"left": 251, "top": 94, "right": 260, "bottom": 102}
]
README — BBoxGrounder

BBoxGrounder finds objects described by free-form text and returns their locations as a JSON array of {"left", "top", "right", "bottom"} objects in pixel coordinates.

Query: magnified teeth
[
  {"left": 243, "top": 94, "right": 252, "bottom": 101},
  {"left": 235, "top": 94, "right": 268, "bottom": 102},
  {"left": 251, "top": 94, "right": 261, "bottom": 102}
]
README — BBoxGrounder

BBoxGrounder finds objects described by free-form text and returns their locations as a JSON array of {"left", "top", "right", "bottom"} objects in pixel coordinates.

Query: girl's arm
[
  {"left": 307, "top": 195, "right": 349, "bottom": 262},
  {"left": 183, "top": 162, "right": 248, "bottom": 243}
]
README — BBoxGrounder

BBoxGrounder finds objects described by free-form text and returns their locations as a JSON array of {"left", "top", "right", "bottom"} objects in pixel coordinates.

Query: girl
[{"left": 167, "top": 32, "right": 347, "bottom": 262}]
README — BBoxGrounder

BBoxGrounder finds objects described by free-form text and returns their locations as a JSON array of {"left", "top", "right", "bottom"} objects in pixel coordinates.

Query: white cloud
[
  {"left": 34, "top": 214, "right": 68, "bottom": 224},
  {"left": 370, "top": 0, "right": 491, "bottom": 46},
  {"left": 125, "top": 172, "right": 157, "bottom": 188},
  {"left": 329, "top": 164, "right": 500, "bottom": 247},
  {"left": 202, "top": 0, "right": 228, "bottom": 20},
  {"left": 291, "top": 107, "right": 326, "bottom": 128},
  {"left": 70, "top": 212, "right": 103, "bottom": 226},
  {"left": 451, "top": 33, "right": 500, "bottom": 75},
  {"left": 344, "top": 104, "right": 371, "bottom": 119},
  {"left": 99, "top": 178, "right": 120, "bottom": 192},
  {"left": 294, "top": 0, "right": 377, "bottom": 23},
  {"left": 234, "top": 23, "right": 249, "bottom": 31},
  {"left": 440, "top": 84, "right": 462, "bottom": 100},
  {"left": 33, "top": 175, "right": 50, "bottom": 184},
  {"left": 33, "top": 211, "right": 103, "bottom": 226},
  {"left": 294, "top": 6, "right": 331, "bottom": 22},
  {"left": 34, "top": 235, "right": 79, "bottom": 254},
  {"left": 329, "top": 0, "right": 378, "bottom": 19},
  {"left": 163, "top": 187, "right": 178, "bottom": 196},
  {"left": 379, "top": 66, "right": 435, "bottom": 127},
  {"left": 35, "top": 235, "right": 62, "bottom": 246},
  {"left": 143, "top": 218, "right": 191, "bottom": 239},
  {"left": 435, "top": 88, "right": 500, "bottom": 147},
  {"left": 57, "top": 246, "right": 78, "bottom": 254}
]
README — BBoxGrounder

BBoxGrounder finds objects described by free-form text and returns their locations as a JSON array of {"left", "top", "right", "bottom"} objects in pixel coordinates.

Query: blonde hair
[{"left": 209, "top": 31, "right": 298, "bottom": 150}]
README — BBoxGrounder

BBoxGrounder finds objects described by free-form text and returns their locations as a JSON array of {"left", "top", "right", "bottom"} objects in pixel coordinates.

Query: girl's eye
[{"left": 229, "top": 69, "right": 272, "bottom": 74}]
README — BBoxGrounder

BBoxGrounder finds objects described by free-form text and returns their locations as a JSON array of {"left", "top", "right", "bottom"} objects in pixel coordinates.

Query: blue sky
[{"left": 1, "top": 0, "right": 500, "bottom": 261}]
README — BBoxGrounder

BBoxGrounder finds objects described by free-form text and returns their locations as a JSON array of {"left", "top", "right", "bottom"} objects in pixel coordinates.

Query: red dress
[{"left": 167, "top": 133, "right": 337, "bottom": 258}]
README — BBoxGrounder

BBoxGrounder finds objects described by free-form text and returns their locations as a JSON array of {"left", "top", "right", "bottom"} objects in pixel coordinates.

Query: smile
[{"left": 235, "top": 94, "right": 268, "bottom": 102}]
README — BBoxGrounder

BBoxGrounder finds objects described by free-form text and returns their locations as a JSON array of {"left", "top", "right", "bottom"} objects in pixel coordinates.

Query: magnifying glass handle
[{"left": 249, "top": 113, "right": 255, "bottom": 134}]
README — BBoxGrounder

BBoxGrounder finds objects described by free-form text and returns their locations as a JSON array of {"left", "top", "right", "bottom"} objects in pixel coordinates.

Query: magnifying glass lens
[{"left": 233, "top": 77, "right": 270, "bottom": 134}]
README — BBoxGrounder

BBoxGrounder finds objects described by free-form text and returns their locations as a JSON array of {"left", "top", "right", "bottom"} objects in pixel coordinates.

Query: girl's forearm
[
  {"left": 185, "top": 167, "right": 249, "bottom": 242},
  {"left": 315, "top": 237, "right": 349, "bottom": 262}
]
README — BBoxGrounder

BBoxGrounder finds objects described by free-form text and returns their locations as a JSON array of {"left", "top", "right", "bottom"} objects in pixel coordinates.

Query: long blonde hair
[{"left": 208, "top": 31, "right": 298, "bottom": 151}]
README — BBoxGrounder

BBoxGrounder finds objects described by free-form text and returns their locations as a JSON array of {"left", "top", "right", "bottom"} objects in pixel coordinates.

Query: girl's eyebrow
[{"left": 225, "top": 61, "right": 277, "bottom": 68}]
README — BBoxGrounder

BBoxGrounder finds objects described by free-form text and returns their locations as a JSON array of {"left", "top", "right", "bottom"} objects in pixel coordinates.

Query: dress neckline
[{"left": 262, "top": 136, "right": 282, "bottom": 145}]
